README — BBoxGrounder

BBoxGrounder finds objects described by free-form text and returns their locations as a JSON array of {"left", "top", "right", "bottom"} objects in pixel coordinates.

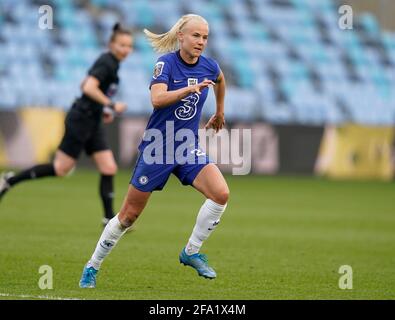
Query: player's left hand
[{"left": 204, "top": 113, "right": 225, "bottom": 133}]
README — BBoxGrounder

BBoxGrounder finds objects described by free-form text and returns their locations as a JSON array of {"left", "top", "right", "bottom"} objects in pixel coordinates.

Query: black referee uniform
[{"left": 59, "top": 51, "right": 120, "bottom": 159}]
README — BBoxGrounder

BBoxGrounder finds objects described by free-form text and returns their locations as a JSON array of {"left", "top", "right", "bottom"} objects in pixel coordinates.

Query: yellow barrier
[
  {"left": 0, "top": 132, "right": 8, "bottom": 167},
  {"left": 0, "top": 108, "right": 65, "bottom": 168},
  {"left": 315, "top": 124, "right": 394, "bottom": 180},
  {"left": 19, "top": 107, "right": 65, "bottom": 163}
]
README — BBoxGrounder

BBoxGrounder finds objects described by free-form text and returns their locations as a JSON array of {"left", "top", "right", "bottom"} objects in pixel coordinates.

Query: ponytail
[{"left": 143, "top": 14, "right": 208, "bottom": 53}]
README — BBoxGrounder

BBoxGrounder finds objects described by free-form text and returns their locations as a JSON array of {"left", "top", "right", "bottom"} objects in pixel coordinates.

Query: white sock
[
  {"left": 87, "top": 214, "right": 127, "bottom": 270},
  {"left": 185, "top": 199, "right": 227, "bottom": 255}
]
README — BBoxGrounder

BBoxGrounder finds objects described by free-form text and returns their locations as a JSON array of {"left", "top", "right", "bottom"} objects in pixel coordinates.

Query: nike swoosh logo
[{"left": 174, "top": 80, "right": 182, "bottom": 83}]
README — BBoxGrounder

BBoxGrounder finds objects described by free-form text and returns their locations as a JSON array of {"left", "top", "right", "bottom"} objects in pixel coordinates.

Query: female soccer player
[
  {"left": 0, "top": 23, "right": 133, "bottom": 226},
  {"left": 79, "top": 14, "right": 229, "bottom": 288}
]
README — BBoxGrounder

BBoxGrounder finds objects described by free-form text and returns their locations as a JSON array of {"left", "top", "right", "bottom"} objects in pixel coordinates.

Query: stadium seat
[{"left": 0, "top": 0, "right": 394, "bottom": 126}]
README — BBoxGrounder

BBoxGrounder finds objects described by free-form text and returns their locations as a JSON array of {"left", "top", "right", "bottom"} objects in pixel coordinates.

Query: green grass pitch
[{"left": 0, "top": 169, "right": 394, "bottom": 300}]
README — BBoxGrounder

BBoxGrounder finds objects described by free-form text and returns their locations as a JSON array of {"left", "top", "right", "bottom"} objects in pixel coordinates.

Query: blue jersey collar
[{"left": 176, "top": 50, "right": 200, "bottom": 67}]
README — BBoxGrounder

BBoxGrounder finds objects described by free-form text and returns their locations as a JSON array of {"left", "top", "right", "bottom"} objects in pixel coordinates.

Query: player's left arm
[{"left": 205, "top": 71, "right": 226, "bottom": 133}]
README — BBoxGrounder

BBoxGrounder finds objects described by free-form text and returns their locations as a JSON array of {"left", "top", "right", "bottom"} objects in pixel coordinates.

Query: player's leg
[
  {"left": 79, "top": 185, "right": 151, "bottom": 288},
  {"left": 89, "top": 185, "right": 150, "bottom": 268},
  {"left": 53, "top": 150, "right": 78, "bottom": 176},
  {"left": 91, "top": 150, "right": 118, "bottom": 225},
  {"left": 187, "top": 163, "right": 229, "bottom": 251},
  {"left": 192, "top": 163, "right": 229, "bottom": 205},
  {"left": 79, "top": 152, "right": 174, "bottom": 288},
  {"left": 0, "top": 150, "right": 76, "bottom": 201},
  {"left": 178, "top": 163, "right": 229, "bottom": 279}
]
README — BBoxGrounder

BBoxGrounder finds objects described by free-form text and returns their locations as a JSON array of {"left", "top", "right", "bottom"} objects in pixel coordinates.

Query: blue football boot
[
  {"left": 179, "top": 248, "right": 217, "bottom": 279},
  {"left": 79, "top": 264, "right": 98, "bottom": 288}
]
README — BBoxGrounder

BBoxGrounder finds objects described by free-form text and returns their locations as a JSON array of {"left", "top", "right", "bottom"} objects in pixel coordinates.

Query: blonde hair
[{"left": 143, "top": 14, "right": 208, "bottom": 53}]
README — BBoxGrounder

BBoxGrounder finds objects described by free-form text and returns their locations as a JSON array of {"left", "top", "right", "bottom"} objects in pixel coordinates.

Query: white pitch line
[{"left": 0, "top": 293, "right": 84, "bottom": 300}]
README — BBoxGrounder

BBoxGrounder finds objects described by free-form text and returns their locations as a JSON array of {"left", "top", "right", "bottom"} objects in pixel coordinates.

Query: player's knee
[
  {"left": 54, "top": 164, "right": 73, "bottom": 177},
  {"left": 100, "top": 163, "right": 117, "bottom": 176},
  {"left": 212, "top": 188, "right": 229, "bottom": 205}
]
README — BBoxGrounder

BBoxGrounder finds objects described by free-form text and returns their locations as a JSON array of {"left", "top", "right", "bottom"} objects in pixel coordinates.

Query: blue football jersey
[{"left": 138, "top": 50, "right": 220, "bottom": 155}]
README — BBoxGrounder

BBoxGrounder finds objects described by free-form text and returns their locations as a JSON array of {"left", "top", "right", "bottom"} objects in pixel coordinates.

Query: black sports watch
[{"left": 106, "top": 102, "right": 116, "bottom": 110}]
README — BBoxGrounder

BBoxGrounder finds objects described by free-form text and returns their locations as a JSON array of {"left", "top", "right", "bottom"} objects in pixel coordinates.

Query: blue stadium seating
[{"left": 0, "top": 0, "right": 394, "bottom": 125}]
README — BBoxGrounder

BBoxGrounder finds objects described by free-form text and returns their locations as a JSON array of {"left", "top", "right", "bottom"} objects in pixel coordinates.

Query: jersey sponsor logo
[
  {"left": 188, "top": 78, "right": 198, "bottom": 86},
  {"left": 138, "top": 175, "right": 149, "bottom": 185},
  {"left": 175, "top": 93, "right": 199, "bottom": 120},
  {"left": 153, "top": 61, "right": 164, "bottom": 79},
  {"left": 191, "top": 148, "right": 206, "bottom": 157}
]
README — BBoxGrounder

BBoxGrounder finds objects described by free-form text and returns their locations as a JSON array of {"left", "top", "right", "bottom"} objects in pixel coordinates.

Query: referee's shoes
[{"left": 0, "top": 172, "right": 14, "bottom": 202}]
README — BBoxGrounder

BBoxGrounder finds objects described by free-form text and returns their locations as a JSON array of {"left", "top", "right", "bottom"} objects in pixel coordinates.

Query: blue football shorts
[{"left": 130, "top": 148, "right": 212, "bottom": 192}]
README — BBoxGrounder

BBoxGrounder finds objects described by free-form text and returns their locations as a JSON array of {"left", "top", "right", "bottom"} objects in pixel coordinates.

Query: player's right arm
[
  {"left": 150, "top": 80, "right": 215, "bottom": 109},
  {"left": 81, "top": 76, "right": 126, "bottom": 113}
]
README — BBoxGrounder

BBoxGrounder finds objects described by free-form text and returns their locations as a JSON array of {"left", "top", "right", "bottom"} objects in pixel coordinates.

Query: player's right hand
[
  {"left": 102, "top": 111, "right": 114, "bottom": 124},
  {"left": 191, "top": 79, "right": 215, "bottom": 94},
  {"left": 113, "top": 102, "right": 127, "bottom": 114}
]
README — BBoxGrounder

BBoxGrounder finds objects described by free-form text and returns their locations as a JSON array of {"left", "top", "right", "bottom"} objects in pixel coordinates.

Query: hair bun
[
  {"left": 109, "top": 22, "right": 132, "bottom": 43},
  {"left": 113, "top": 23, "right": 121, "bottom": 32}
]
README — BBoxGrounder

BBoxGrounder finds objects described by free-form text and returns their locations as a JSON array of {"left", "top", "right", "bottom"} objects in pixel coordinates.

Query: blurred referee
[{"left": 0, "top": 23, "right": 133, "bottom": 227}]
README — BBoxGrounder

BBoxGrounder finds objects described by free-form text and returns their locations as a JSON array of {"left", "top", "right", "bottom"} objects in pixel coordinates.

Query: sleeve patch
[{"left": 153, "top": 61, "right": 165, "bottom": 79}]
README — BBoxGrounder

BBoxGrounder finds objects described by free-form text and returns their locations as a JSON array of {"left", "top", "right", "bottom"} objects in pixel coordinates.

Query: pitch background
[{"left": 0, "top": 170, "right": 394, "bottom": 300}]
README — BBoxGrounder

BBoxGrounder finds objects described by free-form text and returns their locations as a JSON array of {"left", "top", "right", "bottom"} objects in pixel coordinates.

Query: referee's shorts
[{"left": 58, "top": 109, "right": 109, "bottom": 159}]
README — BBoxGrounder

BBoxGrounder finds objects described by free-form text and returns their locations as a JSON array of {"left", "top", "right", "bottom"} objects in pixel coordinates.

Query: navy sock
[
  {"left": 100, "top": 175, "right": 114, "bottom": 220},
  {"left": 8, "top": 164, "right": 56, "bottom": 187}
]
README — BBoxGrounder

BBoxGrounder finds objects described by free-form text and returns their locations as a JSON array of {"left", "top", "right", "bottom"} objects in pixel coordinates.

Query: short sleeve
[
  {"left": 213, "top": 61, "right": 221, "bottom": 82},
  {"left": 88, "top": 59, "right": 112, "bottom": 84},
  {"left": 150, "top": 58, "right": 171, "bottom": 88}
]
